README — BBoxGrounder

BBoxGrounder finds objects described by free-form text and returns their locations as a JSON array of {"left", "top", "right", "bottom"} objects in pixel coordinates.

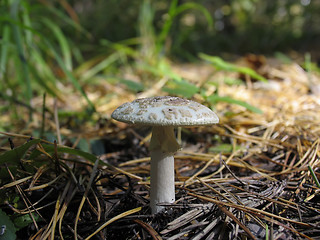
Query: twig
[{"left": 54, "top": 98, "right": 62, "bottom": 145}]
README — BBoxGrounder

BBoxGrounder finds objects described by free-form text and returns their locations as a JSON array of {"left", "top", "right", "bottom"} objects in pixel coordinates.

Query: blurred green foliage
[
  {"left": 0, "top": 0, "right": 95, "bottom": 118},
  {"left": 0, "top": 0, "right": 319, "bottom": 126},
  {"left": 72, "top": 0, "right": 319, "bottom": 57}
]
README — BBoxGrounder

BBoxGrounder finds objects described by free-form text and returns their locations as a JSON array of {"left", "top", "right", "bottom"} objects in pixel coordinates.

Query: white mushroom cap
[{"left": 111, "top": 96, "right": 219, "bottom": 126}]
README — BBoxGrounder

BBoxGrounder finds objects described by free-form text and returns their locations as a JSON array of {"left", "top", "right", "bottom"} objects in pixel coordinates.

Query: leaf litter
[{"left": 0, "top": 57, "right": 320, "bottom": 239}]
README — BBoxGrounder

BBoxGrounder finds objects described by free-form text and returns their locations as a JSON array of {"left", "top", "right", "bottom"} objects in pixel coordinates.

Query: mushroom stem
[
  {"left": 149, "top": 126, "right": 180, "bottom": 214},
  {"left": 150, "top": 150, "right": 175, "bottom": 214}
]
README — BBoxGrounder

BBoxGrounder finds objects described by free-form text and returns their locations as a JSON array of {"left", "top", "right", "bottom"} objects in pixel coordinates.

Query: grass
[{"left": 0, "top": 0, "right": 94, "bottom": 120}]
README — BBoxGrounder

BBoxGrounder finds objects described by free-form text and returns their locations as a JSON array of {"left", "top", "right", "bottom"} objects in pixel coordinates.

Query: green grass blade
[
  {"left": 209, "top": 144, "right": 243, "bottom": 153},
  {"left": 308, "top": 165, "right": 320, "bottom": 188},
  {"left": 175, "top": 2, "right": 214, "bottom": 29},
  {"left": 42, "top": 18, "right": 72, "bottom": 71},
  {"left": 10, "top": 0, "right": 33, "bottom": 119},
  {"left": 207, "top": 94, "right": 263, "bottom": 114},
  {"left": 27, "top": 61, "right": 62, "bottom": 98},
  {"left": 157, "top": 0, "right": 213, "bottom": 53},
  {"left": 0, "top": 139, "right": 41, "bottom": 165},
  {"left": 157, "top": 0, "right": 178, "bottom": 48},
  {"left": 45, "top": 4, "right": 90, "bottom": 38},
  {"left": 42, "top": 144, "right": 97, "bottom": 163},
  {"left": 0, "top": 16, "right": 40, "bottom": 34},
  {"left": 106, "top": 76, "right": 144, "bottom": 93},
  {"left": 199, "top": 53, "right": 267, "bottom": 82},
  {"left": 137, "top": 60, "right": 182, "bottom": 81},
  {"left": 29, "top": 48, "right": 57, "bottom": 82},
  {"left": 79, "top": 53, "right": 119, "bottom": 82},
  {"left": 100, "top": 39, "right": 140, "bottom": 58},
  {"left": 44, "top": 40, "right": 96, "bottom": 112},
  {"left": 0, "top": 24, "right": 10, "bottom": 78},
  {"left": 118, "top": 78, "right": 145, "bottom": 92},
  {"left": 20, "top": 1, "right": 32, "bottom": 46},
  {"left": 265, "top": 224, "right": 269, "bottom": 240},
  {"left": 163, "top": 79, "right": 199, "bottom": 98}
]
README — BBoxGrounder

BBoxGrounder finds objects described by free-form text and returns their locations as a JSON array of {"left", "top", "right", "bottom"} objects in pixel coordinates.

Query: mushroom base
[{"left": 150, "top": 150, "right": 175, "bottom": 214}]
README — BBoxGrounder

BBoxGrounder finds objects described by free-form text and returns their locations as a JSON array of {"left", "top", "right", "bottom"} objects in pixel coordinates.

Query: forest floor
[{"left": 1, "top": 55, "right": 320, "bottom": 239}]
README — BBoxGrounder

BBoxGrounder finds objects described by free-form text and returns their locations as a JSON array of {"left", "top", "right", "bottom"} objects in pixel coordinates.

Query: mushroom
[{"left": 111, "top": 96, "right": 219, "bottom": 213}]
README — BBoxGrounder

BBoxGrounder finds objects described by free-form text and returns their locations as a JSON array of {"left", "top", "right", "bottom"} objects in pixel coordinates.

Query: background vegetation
[
  {"left": 1, "top": 0, "right": 319, "bottom": 125},
  {"left": 76, "top": 0, "right": 320, "bottom": 56}
]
